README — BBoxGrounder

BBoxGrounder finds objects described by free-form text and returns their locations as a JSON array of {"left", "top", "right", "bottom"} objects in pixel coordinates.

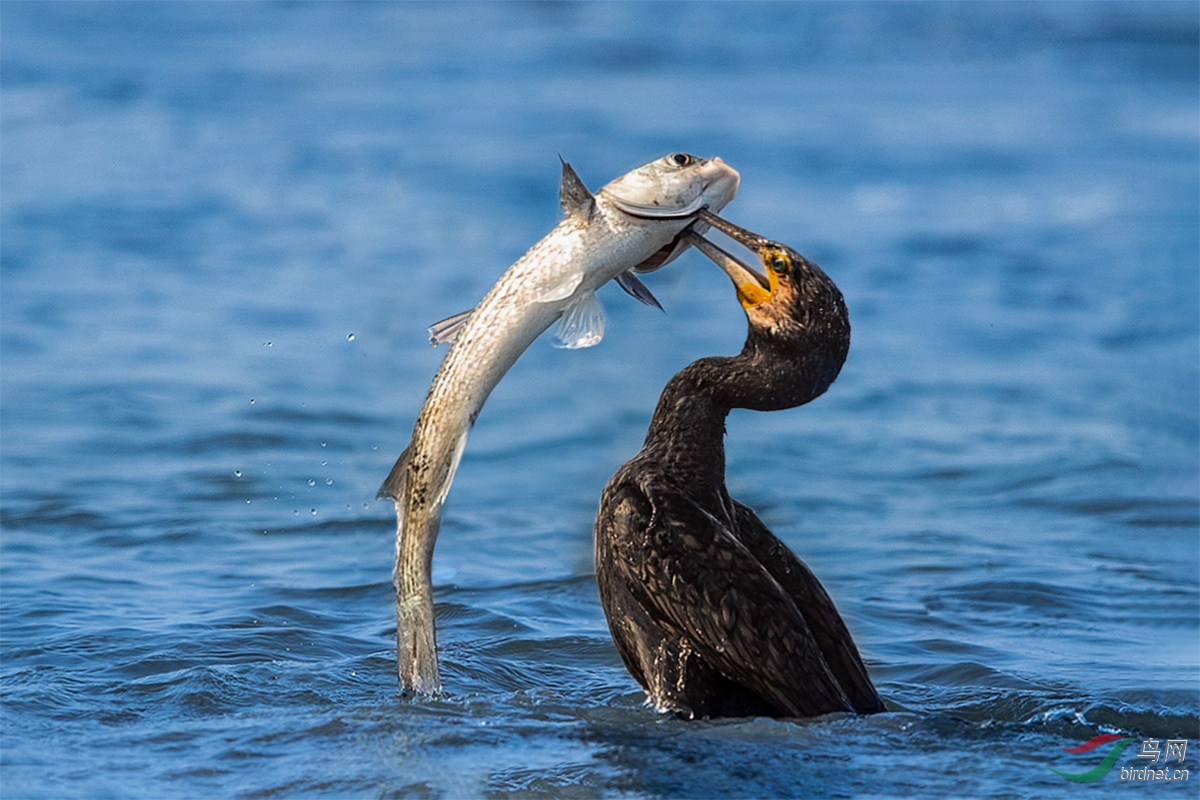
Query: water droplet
[
  {"left": 320, "top": 441, "right": 327, "bottom": 448},
  {"left": 264, "top": 341, "right": 273, "bottom": 347},
  {"left": 321, "top": 460, "right": 327, "bottom": 467},
  {"left": 310, "top": 508, "right": 317, "bottom": 516},
  {"left": 346, "top": 333, "right": 356, "bottom": 342},
  {"left": 293, "top": 509, "right": 299, "bottom": 516},
  {"left": 246, "top": 499, "right": 252, "bottom": 504},
  {"left": 308, "top": 479, "right": 316, "bottom": 486},
  {"left": 325, "top": 478, "right": 333, "bottom": 486},
  {"left": 234, "top": 470, "right": 242, "bottom": 478},
  {"left": 372, "top": 444, "right": 378, "bottom": 451},
  {"left": 249, "top": 398, "right": 256, "bottom": 405}
]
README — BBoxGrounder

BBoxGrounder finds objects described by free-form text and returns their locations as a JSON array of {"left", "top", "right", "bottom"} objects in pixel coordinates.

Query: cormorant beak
[
  {"left": 682, "top": 228, "right": 772, "bottom": 309},
  {"left": 695, "top": 208, "right": 771, "bottom": 252}
]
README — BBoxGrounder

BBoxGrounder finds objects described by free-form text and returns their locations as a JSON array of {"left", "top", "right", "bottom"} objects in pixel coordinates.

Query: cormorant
[{"left": 593, "top": 209, "right": 886, "bottom": 719}]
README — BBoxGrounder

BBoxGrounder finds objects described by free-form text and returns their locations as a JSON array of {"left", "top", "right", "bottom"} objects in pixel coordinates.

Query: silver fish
[{"left": 379, "top": 153, "right": 740, "bottom": 693}]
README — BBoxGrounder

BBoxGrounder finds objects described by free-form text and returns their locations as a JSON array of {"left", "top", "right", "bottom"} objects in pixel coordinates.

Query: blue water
[{"left": 2, "top": 2, "right": 1197, "bottom": 797}]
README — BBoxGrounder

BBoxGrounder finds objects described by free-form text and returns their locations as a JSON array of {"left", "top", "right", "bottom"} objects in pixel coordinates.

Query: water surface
[{"left": 2, "top": 2, "right": 1197, "bottom": 797}]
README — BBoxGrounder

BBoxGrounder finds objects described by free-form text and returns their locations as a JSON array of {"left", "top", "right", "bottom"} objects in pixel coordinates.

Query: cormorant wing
[
  {"left": 605, "top": 477, "right": 854, "bottom": 718},
  {"left": 730, "top": 501, "right": 886, "bottom": 714}
]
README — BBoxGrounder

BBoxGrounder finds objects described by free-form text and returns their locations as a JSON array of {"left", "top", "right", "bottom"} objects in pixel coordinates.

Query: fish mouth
[
  {"left": 607, "top": 180, "right": 714, "bottom": 220},
  {"left": 609, "top": 198, "right": 707, "bottom": 220},
  {"left": 681, "top": 227, "right": 772, "bottom": 308}
]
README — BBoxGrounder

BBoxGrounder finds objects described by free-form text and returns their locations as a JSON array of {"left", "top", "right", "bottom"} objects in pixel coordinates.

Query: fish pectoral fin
[
  {"left": 615, "top": 271, "right": 664, "bottom": 311},
  {"left": 559, "top": 157, "right": 595, "bottom": 221},
  {"left": 427, "top": 308, "right": 474, "bottom": 347},
  {"left": 534, "top": 268, "right": 585, "bottom": 303},
  {"left": 377, "top": 443, "right": 411, "bottom": 502},
  {"left": 552, "top": 290, "right": 606, "bottom": 349}
]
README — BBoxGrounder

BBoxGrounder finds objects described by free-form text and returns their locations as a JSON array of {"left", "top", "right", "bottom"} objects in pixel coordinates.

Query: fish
[{"left": 379, "top": 153, "right": 740, "bottom": 693}]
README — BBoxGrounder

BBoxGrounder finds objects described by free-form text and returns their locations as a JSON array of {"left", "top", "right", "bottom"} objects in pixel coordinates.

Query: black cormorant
[{"left": 593, "top": 209, "right": 886, "bottom": 719}]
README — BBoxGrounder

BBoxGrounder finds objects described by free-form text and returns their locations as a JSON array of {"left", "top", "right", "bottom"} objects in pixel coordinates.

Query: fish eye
[{"left": 668, "top": 153, "right": 694, "bottom": 167}]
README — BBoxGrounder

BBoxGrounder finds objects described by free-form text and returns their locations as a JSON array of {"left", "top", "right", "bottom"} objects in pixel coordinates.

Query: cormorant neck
[
  {"left": 633, "top": 257, "right": 850, "bottom": 516},
  {"left": 640, "top": 356, "right": 741, "bottom": 493},
  {"left": 638, "top": 325, "right": 842, "bottom": 491}
]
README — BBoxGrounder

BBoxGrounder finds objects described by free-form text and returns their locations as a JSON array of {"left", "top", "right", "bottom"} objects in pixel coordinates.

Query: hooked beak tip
[{"left": 697, "top": 208, "right": 768, "bottom": 251}]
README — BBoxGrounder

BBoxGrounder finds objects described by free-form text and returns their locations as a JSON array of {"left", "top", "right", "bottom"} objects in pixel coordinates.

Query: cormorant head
[
  {"left": 683, "top": 209, "right": 851, "bottom": 407},
  {"left": 687, "top": 209, "right": 845, "bottom": 326}
]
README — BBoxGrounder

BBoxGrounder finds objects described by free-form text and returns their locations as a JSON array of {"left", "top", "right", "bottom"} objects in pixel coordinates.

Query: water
[{"left": 2, "top": 2, "right": 1197, "bottom": 797}]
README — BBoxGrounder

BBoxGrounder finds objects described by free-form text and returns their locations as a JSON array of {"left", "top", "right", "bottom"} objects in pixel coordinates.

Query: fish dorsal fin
[
  {"left": 552, "top": 290, "right": 606, "bottom": 349},
  {"left": 559, "top": 157, "right": 595, "bottom": 221},
  {"left": 427, "top": 308, "right": 473, "bottom": 347},
  {"left": 615, "top": 270, "right": 664, "bottom": 311}
]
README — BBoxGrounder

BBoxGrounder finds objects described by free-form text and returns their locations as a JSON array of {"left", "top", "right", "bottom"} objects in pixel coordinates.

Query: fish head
[
  {"left": 601, "top": 153, "right": 740, "bottom": 272},
  {"left": 601, "top": 153, "right": 739, "bottom": 221}
]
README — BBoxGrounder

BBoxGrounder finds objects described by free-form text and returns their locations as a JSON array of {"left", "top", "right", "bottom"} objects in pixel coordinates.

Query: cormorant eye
[
  {"left": 669, "top": 153, "right": 694, "bottom": 167},
  {"left": 770, "top": 255, "right": 788, "bottom": 273}
]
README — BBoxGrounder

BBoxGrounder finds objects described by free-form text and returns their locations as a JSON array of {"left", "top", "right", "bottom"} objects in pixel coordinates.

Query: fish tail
[
  {"left": 383, "top": 426, "right": 469, "bottom": 693},
  {"left": 395, "top": 574, "right": 440, "bottom": 693},
  {"left": 390, "top": 494, "right": 443, "bottom": 693},
  {"left": 383, "top": 439, "right": 450, "bottom": 694}
]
